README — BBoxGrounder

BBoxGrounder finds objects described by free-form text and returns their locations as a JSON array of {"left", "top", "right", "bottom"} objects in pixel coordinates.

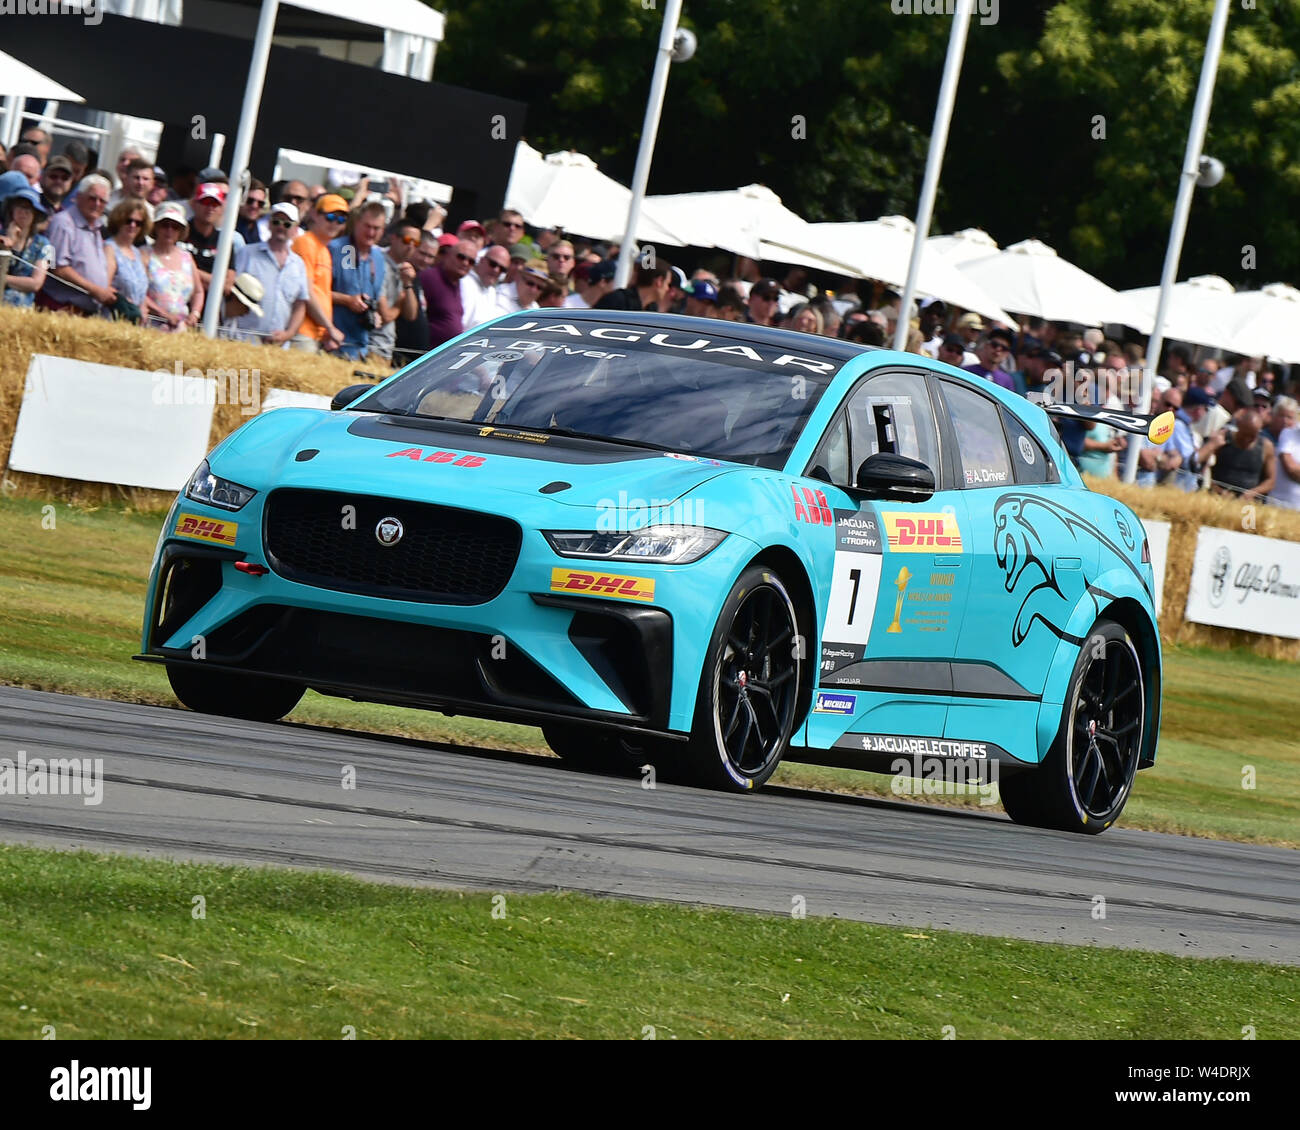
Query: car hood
[{"left": 213, "top": 408, "right": 741, "bottom": 512}]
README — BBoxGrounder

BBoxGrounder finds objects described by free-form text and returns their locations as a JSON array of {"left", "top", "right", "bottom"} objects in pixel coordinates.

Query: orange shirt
[{"left": 293, "top": 230, "right": 332, "bottom": 340}]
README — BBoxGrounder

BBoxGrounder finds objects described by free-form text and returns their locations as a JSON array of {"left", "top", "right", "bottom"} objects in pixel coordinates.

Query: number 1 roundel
[{"left": 819, "top": 506, "right": 884, "bottom": 680}]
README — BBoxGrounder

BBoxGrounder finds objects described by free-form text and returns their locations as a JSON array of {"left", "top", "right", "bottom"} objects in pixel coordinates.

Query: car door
[
  {"left": 801, "top": 368, "right": 973, "bottom": 756},
  {"left": 935, "top": 377, "right": 1090, "bottom": 763}
]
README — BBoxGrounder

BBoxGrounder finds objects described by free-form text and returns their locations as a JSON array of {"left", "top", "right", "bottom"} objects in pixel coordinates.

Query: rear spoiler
[{"left": 1041, "top": 402, "right": 1176, "bottom": 445}]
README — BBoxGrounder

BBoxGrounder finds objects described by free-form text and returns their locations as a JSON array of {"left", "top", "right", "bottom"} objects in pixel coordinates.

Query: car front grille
[{"left": 263, "top": 488, "right": 521, "bottom": 604}]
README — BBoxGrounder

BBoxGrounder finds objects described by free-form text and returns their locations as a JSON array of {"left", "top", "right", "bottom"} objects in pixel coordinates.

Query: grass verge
[
  {"left": 1, "top": 844, "right": 1295, "bottom": 1040},
  {"left": 1, "top": 497, "right": 1297, "bottom": 845}
]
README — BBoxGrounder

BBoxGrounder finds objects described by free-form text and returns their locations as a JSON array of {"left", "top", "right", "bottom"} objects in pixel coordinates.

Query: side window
[
  {"left": 808, "top": 409, "right": 851, "bottom": 487},
  {"left": 1001, "top": 407, "right": 1059, "bottom": 484},
  {"left": 939, "top": 380, "right": 1014, "bottom": 488},
  {"left": 844, "top": 371, "right": 940, "bottom": 479}
]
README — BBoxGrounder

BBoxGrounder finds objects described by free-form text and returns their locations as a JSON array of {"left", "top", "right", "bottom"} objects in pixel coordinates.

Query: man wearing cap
[
  {"left": 745, "top": 278, "right": 781, "bottom": 326},
  {"left": 457, "top": 219, "right": 488, "bottom": 254},
  {"left": 684, "top": 278, "right": 718, "bottom": 319},
  {"left": 39, "top": 174, "right": 114, "bottom": 314},
  {"left": 563, "top": 259, "right": 617, "bottom": 309},
  {"left": 963, "top": 328, "right": 1017, "bottom": 392},
  {"left": 936, "top": 334, "right": 968, "bottom": 369},
  {"left": 40, "top": 156, "right": 76, "bottom": 216},
  {"left": 291, "top": 194, "right": 349, "bottom": 352},
  {"left": 956, "top": 311, "right": 985, "bottom": 350},
  {"left": 220, "top": 273, "right": 267, "bottom": 333},
  {"left": 461, "top": 242, "right": 511, "bottom": 329},
  {"left": 226, "top": 202, "right": 314, "bottom": 346},
  {"left": 420, "top": 237, "right": 476, "bottom": 348},
  {"left": 185, "top": 182, "right": 244, "bottom": 294}
]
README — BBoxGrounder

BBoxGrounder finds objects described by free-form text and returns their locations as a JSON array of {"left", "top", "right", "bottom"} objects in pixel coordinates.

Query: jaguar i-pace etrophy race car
[{"left": 139, "top": 309, "right": 1172, "bottom": 833}]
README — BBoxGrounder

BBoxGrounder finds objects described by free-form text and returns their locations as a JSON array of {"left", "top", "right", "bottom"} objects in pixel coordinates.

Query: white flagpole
[
  {"left": 893, "top": 0, "right": 975, "bottom": 351},
  {"left": 203, "top": 0, "right": 280, "bottom": 337},
  {"left": 1121, "top": 0, "right": 1231, "bottom": 482}
]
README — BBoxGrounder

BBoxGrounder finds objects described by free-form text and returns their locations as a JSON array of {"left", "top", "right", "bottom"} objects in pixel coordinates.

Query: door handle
[
  {"left": 1057, "top": 557, "right": 1082, "bottom": 571},
  {"left": 934, "top": 556, "right": 963, "bottom": 567}
]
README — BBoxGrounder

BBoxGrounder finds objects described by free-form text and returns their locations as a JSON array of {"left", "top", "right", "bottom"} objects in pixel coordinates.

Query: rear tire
[
  {"left": 655, "top": 564, "right": 802, "bottom": 792},
  {"left": 999, "top": 619, "right": 1145, "bottom": 834},
  {"left": 166, "top": 663, "right": 305, "bottom": 723}
]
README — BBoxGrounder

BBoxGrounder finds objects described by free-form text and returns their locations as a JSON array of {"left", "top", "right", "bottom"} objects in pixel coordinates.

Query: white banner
[
  {"left": 1185, "top": 526, "right": 1300, "bottom": 640},
  {"left": 1143, "top": 518, "right": 1170, "bottom": 619},
  {"left": 262, "top": 388, "right": 331, "bottom": 413},
  {"left": 7, "top": 355, "right": 215, "bottom": 491}
]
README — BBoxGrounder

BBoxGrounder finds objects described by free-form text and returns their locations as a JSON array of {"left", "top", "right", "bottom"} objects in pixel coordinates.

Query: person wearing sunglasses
[
  {"left": 461, "top": 243, "right": 511, "bottom": 329},
  {"left": 962, "top": 327, "right": 1018, "bottom": 393},
  {"left": 291, "top": 193, "right": 349, "bottom": 352},
  {"left": 420, "top": 236, "right": 478, "bottom": 348},
  {"left": 39, "top": 174, "right": 116, "bottom": 314},
  {"left": 235, "top": 177, "right": 268, "bottom": 243},
  {"left": 225, "top": 202, "right": 315, "bottom": 346},
  {"left": 491, "top": 208, "right": 536, "bottom": 258},
  {"left": 545, "top": 239, "right": 576, "bottom": 290},
  {"left": 102, "top": 198, "right": 152, "bottom": 317},
  {"left": 368, "top": 221, "right": 422, "bottom": 364},
  {"left": 39, "top": 156, "right": 77, "bottom": 216}
]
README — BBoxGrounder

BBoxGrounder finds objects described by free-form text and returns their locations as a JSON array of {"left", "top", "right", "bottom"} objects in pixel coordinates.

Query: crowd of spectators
[{"left": 1, "top": 129, "right": 1297, "bottom": 508}]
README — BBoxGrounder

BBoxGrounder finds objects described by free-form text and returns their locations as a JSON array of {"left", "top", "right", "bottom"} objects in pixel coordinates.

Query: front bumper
[{"left": 139, "top": 498, "right": 752, "bottom": 737}]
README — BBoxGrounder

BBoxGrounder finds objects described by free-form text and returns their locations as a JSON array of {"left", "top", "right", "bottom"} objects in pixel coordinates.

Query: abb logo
[
  {"left": 386, "top": 447, "right": 485, "bottom": 468},
  {"left": 550, "top": 569, "right": 656, "bottom": 602},
  {"left": 792, "top": 485, "right": 833, "bottom": 526},
  {"left": 882, "top": 512, "right": 964, "bottom": 552},
  {"left": 175, "top": 513, "right": 237, "bottom": 545}
]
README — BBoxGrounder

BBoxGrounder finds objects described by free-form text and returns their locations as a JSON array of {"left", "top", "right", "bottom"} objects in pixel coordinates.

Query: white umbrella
[
  {"left": 927, "top": 227, "right": 999, "bottom": 264},
  {"left": 1119, "top": 274, "right": 1240, "bottom": 352},
  {"left": 1221, "top": 283, "right": 1300, "bottom": 362},
  {"left": 956, "top": 239, "right": 1154, "bottom": 329},
  {"left": 0, "top": 50, "right": 84, "bottom": 102},
  {"left": 765, "top": 215, "right": 1016, "bottom": 324},
  {"left": 504, "top": 142, "right": 686, "bottom": 246}
]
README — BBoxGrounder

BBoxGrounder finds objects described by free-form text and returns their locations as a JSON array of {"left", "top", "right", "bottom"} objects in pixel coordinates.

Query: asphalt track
[{"left": 1, "top": 685, "right": 1297, "bottom": 965}]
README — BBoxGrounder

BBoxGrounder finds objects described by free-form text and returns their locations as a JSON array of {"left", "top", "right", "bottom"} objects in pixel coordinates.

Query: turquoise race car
[{"left": 139, "top": 309, "right": 1168, "bottom": 833}]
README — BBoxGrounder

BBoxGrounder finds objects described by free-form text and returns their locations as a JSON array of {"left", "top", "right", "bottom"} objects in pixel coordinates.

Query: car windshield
[{"left": 356, "top": 317, "right": 841, "bottom": 467}]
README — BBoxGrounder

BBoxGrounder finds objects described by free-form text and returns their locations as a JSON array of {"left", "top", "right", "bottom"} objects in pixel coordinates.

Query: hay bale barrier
[
  {"left": 1089, "top": 477, "right": 1300, "bottom": 661},
  {"left": 0, "top": 305, "right": 359, "bottom": 509},
  {"left": 1, "top": 306, "right": 1297, "bottom": 659}
]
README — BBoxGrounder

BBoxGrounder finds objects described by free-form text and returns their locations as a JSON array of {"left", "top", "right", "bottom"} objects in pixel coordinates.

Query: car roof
[{"left": 499, "top": 307, "right": 883, "bottom": 366}]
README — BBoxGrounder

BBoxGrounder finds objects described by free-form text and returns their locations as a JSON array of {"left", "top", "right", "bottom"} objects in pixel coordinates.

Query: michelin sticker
[{"left": 814, "top": 692, "right": 858, "bottom": 715}]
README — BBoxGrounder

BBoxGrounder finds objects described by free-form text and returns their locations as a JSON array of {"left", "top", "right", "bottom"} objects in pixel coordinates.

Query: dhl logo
[
  {"left": 175, "top": 513, "right": 238, "bottom": 546},
  {"left": 550, "top": 569, "right": 656, "bottom": 602},
  {"left": 881, "top": 511, "right": 963, "bottom": 552},
  {"left": 791, "top": 485, "right": 833, "bottom": 526}
]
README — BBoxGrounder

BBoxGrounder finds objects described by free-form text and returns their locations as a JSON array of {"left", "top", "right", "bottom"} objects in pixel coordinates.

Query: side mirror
[
  {"left": 855, "top": 452, "right": 936, "bottom": 502},
  {"left": 331, "top": 383, "right": 372, "bottom": 411}
]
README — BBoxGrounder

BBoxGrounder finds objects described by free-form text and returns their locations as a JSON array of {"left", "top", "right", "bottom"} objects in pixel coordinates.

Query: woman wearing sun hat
[
  {"left": 143, "top": 200, "right": 203, "bottom": 331},
  {"left": 0, "top": 186, "right": 53, "bottom": 308}
]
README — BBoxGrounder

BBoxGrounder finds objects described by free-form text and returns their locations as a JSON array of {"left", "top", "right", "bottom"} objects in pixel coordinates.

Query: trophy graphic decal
[{"left": 887, "top": 565, "right": 912, "bottom": 633}]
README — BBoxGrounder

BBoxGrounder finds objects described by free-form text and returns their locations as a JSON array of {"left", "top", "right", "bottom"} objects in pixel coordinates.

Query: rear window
[
  {"left": 939, "top": 380, "right": 1014, "bottom": 488},
  {"left": 357, "top": 320, "right": 839, "bottom": 467}
]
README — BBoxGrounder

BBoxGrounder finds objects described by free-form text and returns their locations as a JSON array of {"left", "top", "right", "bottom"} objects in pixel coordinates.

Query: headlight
[
  {"left": 543, "top": 525, "right": 726, "bottom": 564},
  {"left": 184, "top": 460, "right": 257, "bottom": 511}
]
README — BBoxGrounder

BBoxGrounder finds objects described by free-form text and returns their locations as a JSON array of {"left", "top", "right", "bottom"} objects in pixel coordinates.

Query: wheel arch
[
  {"left": 744, "top": 544, "right": 817, "bottom": 730},
  {"left": 1097, "top": 596, "right": 1162, "bottom": 769}
]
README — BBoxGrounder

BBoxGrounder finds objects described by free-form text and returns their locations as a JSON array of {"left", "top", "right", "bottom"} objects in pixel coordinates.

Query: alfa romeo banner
[{"left": 1184, "top": 526, "right": 1300, "bottom": 640}]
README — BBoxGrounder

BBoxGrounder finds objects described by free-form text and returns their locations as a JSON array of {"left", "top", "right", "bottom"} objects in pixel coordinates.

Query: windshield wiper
[{"left": 530, "top": 425, "right": 671, "bottom": 452}]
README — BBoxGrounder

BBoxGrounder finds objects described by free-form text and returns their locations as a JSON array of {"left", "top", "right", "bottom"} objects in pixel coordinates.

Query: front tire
[
  {"left": 999, "top": 619, "right": 1145, "bottom": 833},
  {"left": 166, "top": 663, "right": 305, "bottom": 722},
  {"left": 660, "top": 564, "right": 802, "bottom": 792}
]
